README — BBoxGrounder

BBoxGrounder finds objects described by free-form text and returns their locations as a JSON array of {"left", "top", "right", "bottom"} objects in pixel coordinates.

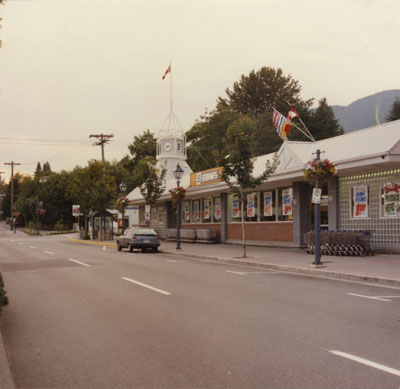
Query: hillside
[{"left": 332, "top": 89, "right": 400, "bottom": 133}]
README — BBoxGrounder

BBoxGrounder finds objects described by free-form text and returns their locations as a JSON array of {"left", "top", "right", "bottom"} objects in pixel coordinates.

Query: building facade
[{"left": 127, "top": 119, "right": 400, "bottom": 253}]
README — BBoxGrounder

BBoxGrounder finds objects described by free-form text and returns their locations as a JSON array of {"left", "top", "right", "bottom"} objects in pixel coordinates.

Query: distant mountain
[{"left": 332, "top": 90, "right": 400, "bottom": 133}]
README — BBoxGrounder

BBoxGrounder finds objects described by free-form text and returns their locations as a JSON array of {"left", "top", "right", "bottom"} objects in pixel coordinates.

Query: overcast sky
[{"left": 1, "top": 0, "right": 399, "bottom": 181}]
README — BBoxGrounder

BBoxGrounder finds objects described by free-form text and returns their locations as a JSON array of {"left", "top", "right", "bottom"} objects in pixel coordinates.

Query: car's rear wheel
[
  {"left": 152, "top": 247, "right": 158, "bottom": 253},
  {"left": 117, "top": 243, "right": 122, "bottom": 251},
  {"left": 129, "top": 244, "right": 134, "bottom": 252}
]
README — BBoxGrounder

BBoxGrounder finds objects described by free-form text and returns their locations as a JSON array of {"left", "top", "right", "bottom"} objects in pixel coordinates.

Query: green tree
[
  {"left": 386, "top": 97, "right": 400, "bottom": 122},
  {"left": 127, "top": 130, "right": 157, "bottom": 167},
  {"left": 220, "top": 67, "right": 313, "bottom": 119},
  {"left": 139, "top": 158, "right": 167, "bottom": 227},
  {"left": 186, "top": 105, "right": 240, "bottom": 171},
  {"left": 15, "top": 175, "right": 37, "bottom": 227},
  {"left": 66, "top": 160, "right": 117, "bottom": 236},
  {"left": 307, "top": 98, "right": 344, "bottom": 140},
  {"left": 222, "top": 116, "right": 278, "bottom": 257}
]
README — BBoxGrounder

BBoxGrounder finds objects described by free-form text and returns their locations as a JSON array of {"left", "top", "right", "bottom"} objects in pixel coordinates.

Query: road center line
[
  {"left": 68, "top": 258, "right": 91, "bottom": 267},
  {"left": 329, "top": 350, "right": 400, "bottom": 377},
  {"left": 43, "top": 251, "right": 55, "bottom": 255},
  {"left": 165, "top": 260, "right": 177, "bottom": 263},
  {"left": 347, "top": 293, "right": 391, "bottom": 301},
  {"left": 226, "top": 271, "right": 247, "bottom": 275},
  {"left": 29, "top": 246, "right": 36, "bottom": 249},
  {"left": 122, "top": 277, "right": 171, "bottom": 296}
]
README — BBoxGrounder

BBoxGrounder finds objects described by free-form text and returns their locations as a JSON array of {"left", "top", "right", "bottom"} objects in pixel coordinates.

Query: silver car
[{"left": 117, "top": 227, "right": 161, "bottom": 253}]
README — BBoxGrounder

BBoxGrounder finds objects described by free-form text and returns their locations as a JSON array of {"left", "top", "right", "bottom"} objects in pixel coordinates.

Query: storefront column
[
  {"left": 220, "top": 193, "right": 228, "bottom": 242},
  {"left": 328, "top": 176, "right": 339, "bottom": 231},
  {"left": 292, "top": 181, "right": 311, "bottom": 247}
]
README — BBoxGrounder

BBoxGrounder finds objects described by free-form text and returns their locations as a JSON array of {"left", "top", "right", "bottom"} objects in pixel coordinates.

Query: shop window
[
  {"left": 351, "top": 185, "right": 369, "bottom": 218},
  {"left": 158, "top": 207, "right": 163, "bottom": 223},
  {"left": 244, "top": 192, "right": 258, "bottom": 222},
  {"left": 278, "top": 187, "right": 293, "bottom": 221},
  {"left": 151, "top": 207, "right": 158, "bottom": 225},
  {"left": 381, "top": 181, "right": 400, "bottom": 218},
  {"left": 192, "top": 200, "right": 201, "bottom": 222},
  {"left": 202, "top": 198, "right": 212, "bottom": 222},
  {"left": 182, "top": 201, "right": 191, "bottom": 223},
  {"left": 260, "top": 190, "right": 276, "bottom": 221},
  {"left": 213, "top": 197, "right": 221, "bottom": 223}
]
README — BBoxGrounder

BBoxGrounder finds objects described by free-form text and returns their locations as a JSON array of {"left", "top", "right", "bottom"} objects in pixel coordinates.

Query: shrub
[{"left": 0, "top": 273, "right": 9, "bottom": 314}]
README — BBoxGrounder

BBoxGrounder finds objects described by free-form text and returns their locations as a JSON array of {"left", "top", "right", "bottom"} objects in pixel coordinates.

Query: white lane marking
[
  {"left": 329, "top": 350, "right": 400, "bottom": 377},
  {"left": 122, "top": 277, "right": 171, "bottom": 296},
  {"left": 17, "top": 242, "right": 23, "bottom": 245},
  {"left": 375, "top": 296, "right": 400, "bottom": 299},
  {"left": 226, "top": 270, "right": 282, "bottom": 276},
  {"left": 68, "top": 258, "right": 91, "bottom": 267},
  {"left": 43, "top": 251, "right": 55, "bottom": 255},
  {"left": 165, "top": 260, "right": 177, "bottom": 263},
  {"left": 29, "top": 246, "right": 36, "bottom": 249},
  {"left": 347, "top": 293, "right": 391, "bottom": 302}
]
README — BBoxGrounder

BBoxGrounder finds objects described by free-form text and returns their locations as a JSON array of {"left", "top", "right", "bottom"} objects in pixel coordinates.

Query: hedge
[{"left": 0, "top": 273, "right": 8, "bottom": 314}]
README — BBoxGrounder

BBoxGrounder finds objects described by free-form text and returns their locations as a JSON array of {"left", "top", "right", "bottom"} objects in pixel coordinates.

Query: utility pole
[
  {"left": 4, "top": 161, "right": 21, "bottom": 231},
  {"left": 89, "top": 134, "right": 114, "bottom": 162}
]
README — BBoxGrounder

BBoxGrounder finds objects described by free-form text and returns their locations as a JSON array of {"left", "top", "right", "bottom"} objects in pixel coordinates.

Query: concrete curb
[
  {"left": 67, "top": 239, "right": 400, "bottom": 288},
  {"left": 161, "top": 250, "right": 400, "bottom": 289},
  {"left": 0, "top": 322, "right": 15, "bottom": 389}
]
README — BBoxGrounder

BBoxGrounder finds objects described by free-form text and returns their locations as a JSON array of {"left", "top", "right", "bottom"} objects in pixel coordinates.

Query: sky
[{"left": 1, "top": 0, "right": 399, "bottom": 181}]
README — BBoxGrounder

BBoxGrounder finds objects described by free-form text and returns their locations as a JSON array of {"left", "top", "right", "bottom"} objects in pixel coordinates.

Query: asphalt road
[{"left": 1, "top": 226, "right": 400, "bottom": 388}]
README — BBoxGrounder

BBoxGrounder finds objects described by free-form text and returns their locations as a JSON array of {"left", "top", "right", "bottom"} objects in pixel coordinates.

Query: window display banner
[
  {"left": 193, "top": 201, "right": 200, "bottom": 220},
  {"left": 232, "top": 198, "right": 240, "bottom": 218},
  {"left": 282, "top": 188, "right": 292, "bottom": 216},
  {"left": 158, "top": 207, "right": 164, "bottom": 223},
  {"left": 203, "top": 200, "right": 210, "bottom": 219},
  {"left": 264, "top": 191, "right": 273, "bottom": 217},
  {"left": 184, "top": 203, "right": 190, "bottom": 221},
  {"left": 353, "top": 185, "right": 368, "bottom": 218},
  {"left": 151, "top": 207, "right": 157, "bottom": 224},
  {"left": 214, "top": 198, "right": 221, "bottom": 220},
  {"left": 247, "top": 193, "right": 255, "bottom": 217},
  {"left": 383, "top": 182, "right": 400, "bottom": 217}
]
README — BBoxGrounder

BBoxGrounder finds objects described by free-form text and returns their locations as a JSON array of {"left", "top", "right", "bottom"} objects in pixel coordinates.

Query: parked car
[{"left": 117, "top": 227, "right": 161, "bottom": 253}]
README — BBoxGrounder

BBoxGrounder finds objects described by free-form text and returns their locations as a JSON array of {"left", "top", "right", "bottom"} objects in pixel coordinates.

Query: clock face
[{"left": 163, "top": 141, "right": 172, "bottom": 152}]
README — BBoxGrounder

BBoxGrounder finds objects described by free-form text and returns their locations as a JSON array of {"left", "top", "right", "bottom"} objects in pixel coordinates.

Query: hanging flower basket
[
  {"left": 169, "top": 187, "right": 186, "bottom": 207},
  {"left": 303, "top": 158, "right": 337, "bottom": 185}
]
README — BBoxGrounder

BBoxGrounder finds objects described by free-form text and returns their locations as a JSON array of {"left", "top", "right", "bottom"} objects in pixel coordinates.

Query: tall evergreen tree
[{"left": 386, "top": 97, "right": 400, "bottom": 122}]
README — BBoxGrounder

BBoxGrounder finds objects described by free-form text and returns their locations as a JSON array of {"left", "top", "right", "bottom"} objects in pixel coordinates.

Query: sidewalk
[{"left": 70, "top": 236, "right": 400, "bottom": 288}]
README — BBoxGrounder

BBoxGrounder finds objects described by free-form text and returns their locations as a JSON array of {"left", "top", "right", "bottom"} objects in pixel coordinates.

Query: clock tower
[{"left": 156, "top": 128, "right": 192, "bottom": 180}]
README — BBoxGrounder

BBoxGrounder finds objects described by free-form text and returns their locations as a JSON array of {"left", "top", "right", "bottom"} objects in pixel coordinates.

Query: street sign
[
  {"left": 145, "top": 212, "right": 150, "bottom": 222},
  {"left": 72, "top": 205, "right": 80, "bottom": 216},
  {"left": 312, "top": 188, "right": 322, "bottom": 204},
  {"left": 145, "top": 204, "right": 150, "bottom": 213}
]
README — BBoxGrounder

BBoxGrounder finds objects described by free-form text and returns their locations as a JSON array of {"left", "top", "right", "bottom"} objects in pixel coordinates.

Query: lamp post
[
  {"left": 313, "top": 149, "right": 322, "bottom": 266},
  {"left": 173, "top": 163, "right": 184, "bottom": 250},
  {"left": 119, "top": 182, "right": 127, "bottom": 235}
]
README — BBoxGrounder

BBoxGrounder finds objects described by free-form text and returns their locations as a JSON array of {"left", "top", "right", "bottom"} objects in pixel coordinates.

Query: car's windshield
[{"left": 133, "top": 228, "right": 157, "bottom": 236}]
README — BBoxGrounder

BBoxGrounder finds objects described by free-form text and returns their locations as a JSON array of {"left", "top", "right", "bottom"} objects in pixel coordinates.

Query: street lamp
[
  {"left": 173, "top": 163, "right": 184, "bottom": 250},
  {"left": 119, "top": 182, "right": 127, "bottom": 235},
  {"left": 36, "top": 201, "right": 43, "bottom": 235}
]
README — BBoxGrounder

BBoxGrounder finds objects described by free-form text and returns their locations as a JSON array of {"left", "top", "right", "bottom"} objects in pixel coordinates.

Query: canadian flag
[
  {"left": 284, "top": 106, "right": 299, "bottom": 135},
  {"left": 162, "top": 65, "right": 171, "bottom": 80}
]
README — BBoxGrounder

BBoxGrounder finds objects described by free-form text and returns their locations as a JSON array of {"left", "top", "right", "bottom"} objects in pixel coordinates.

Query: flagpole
[
  {"left": 273, "top": 107, "right": 315, "bottom": 142},
  {"left": 169, "top": 60, "right": 173, "bottom": 129}
]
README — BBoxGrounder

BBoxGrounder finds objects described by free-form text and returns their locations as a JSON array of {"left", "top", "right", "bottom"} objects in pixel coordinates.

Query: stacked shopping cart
[{"left": 303, "top": 230, "right": 374, "bottom": 256}]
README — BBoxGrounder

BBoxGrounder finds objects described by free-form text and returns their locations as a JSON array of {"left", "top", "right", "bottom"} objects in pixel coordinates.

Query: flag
[
  {"left": 273, "top": 109, "right": 288, "bottom": 140},
  {"left": 284, "top": 106, "right": 299, "bottom": 135},
  {"left": 162, "top": 65, "right": 171, "bottom": 80}
]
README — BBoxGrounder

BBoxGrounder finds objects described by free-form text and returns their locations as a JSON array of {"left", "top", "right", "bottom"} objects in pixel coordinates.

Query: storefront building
[{"left": 127, "top": 119, "right": 400, "bottom": 253}]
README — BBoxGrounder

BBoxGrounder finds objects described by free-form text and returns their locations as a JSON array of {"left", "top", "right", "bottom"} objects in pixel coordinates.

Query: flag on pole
[
  {"left": 273, "top": 109, "right": 289, "bottom": 140},
  {"left": 283, "top": 106, "right": 299, "bottom": 135},
  {"left": 162, "top": 65, "right": 171, "bottom": 80}
]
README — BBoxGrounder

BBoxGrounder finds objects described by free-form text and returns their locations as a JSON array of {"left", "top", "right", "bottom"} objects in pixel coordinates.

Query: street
[{"left": 1, "top": 225, "right": 400, "bottom": 388}]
